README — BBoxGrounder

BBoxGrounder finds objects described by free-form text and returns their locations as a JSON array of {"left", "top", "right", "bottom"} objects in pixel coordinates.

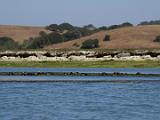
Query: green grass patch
[{"left": 0, "top": 60, "right": 160, "bottom": 68}]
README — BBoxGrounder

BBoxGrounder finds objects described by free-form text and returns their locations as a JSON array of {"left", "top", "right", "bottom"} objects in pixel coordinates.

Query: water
[
  {"left": 0, "top": 75, "right": 160, "bottom": 81},
  {"left": 0, "top": 68, "right": 160, "bottom": 120},
  {"left": 0, "top": 68, "right": 160, "bottom": 74},
  {"left": 0, "top": 83, "right": 160, "bottom": 120}
]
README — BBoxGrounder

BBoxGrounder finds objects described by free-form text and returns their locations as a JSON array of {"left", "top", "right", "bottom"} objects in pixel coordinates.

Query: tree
[
  {"left": 99, "top": 26, "right": 108, "bottom": 31},
  {"left": 47, "top": 32, "right": 64, "bottom": 44},
  {"left": 120, "top": 22, "right": 133, "bottom": 27},
  {"left": 39, "top": 31, "right": 47, "bottom": 37},
  {"left": 139, "top": 20, "right": 160, "bottom": 25},
  {"left": 81, "top": 39, "right": 99, "bottom": 49},
  {"left": 108, "top": 22, "right": 133, "bottom": 30},
  {"left": 59, "top": 23, "right": 74, "bottom": 30},
  {"left": 46, "top": 24, "right": 61, "bottom": 32},
  {"left": 46, "top": 23, "right": 74, "bottom": 32},
  {"left": 23, "top": 23, "right": 103, "bottom": 49},
  {"left": 83, "top": 24, "right": 96, "bottom": 30},
  {"left": 108, "top": 25, "right": 120, "bottom": 30},
  {"left": 22, "top": 32, "right": 64, "bottom": 49},
  {"left": 77, "top": 28, "right": 93, "bottom": 36},
  {"left": 0, "top": 37, "right": 19, "bottom": 49}
]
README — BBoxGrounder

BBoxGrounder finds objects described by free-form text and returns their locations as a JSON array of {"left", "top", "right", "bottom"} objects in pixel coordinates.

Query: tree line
[
  {"left": 21, "top": 22, "right": 134, "bottom": 49},
  {"left": 138, "top": 20, "right": 160, "bottom": 26},
  {"left": 0, "top": 20, "right": 160, "bottom": 50}
]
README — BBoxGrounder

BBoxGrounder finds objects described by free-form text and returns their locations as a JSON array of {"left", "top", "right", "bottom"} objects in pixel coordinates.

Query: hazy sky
[{"left": 0, "top": 0, "right": 159, "bottom": 27}]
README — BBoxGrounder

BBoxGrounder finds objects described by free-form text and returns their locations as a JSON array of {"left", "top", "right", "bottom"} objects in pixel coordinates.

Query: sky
[{"left": 0, "top": 0, "right": 160, "bottom": 27}]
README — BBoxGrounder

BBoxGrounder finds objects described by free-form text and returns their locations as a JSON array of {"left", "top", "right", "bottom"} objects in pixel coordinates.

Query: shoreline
[
  {"left": 0, "top": 50, "right": 160, "bottom": 68},
  {"left": 0, "top": 49, "right": 160, "bottom": 62},
  {"left": 0, "top": 71, "right": 159, "bottom": 77}
]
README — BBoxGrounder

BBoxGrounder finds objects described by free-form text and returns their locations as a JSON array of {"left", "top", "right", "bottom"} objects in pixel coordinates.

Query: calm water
[
  {"left": 0, "top": 68, "right": 160, "bottom": 120},
  {"left": 0, "top": 75, "right": 160, "bottom": 81},
  {"left": 0, "top": 68, "right": 160, "bottom": 74},
  {"left": 0, "top": 83, "right": 160, "bottom": 120}
]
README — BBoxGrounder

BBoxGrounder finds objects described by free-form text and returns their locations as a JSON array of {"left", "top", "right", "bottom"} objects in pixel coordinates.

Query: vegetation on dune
[
  {"left": 21, "top": 22, "right": 136, "bottom": 49},
  {"left": 22, "top": 23, "right": 99, "bottom": 49},
  {"left": 107, "top": 22, "right": 133, "bottom": 30},
  {"left": 59, "top": 23, "right": 75, "bottom": 31},
  {"left": 81, "top": 39, "right": 99, "bottom": 49},
  {"left": 0, "top": 37, "right": 19, "bottom": 50},
  {"left": 139, "top": 20, "right": 160, "bottom": 26},
  {"left": 46, "top": 24, "right": 61, "bottom": 32},
  {"left": 83, "top": 24, "right": 97, "bottom": 31},
  {"left": 22, "top": 32, "right": 64, "bottom": 49},
  {"left": 46, "top": 23, "right": 74, "bottom": 32},
  {"left": 98, "top": 26, "right": 108, "bottom": 31}
]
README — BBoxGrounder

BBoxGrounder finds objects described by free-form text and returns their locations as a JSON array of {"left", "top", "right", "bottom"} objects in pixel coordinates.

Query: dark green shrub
[
  {"left": 24, "top": 23, "right": 102, "bottom": 49},
  {"left": 63, "top": 28, "right": 94, "bottom": 41},
  {"left": 154, "top": 36, "right": 160, "bottom": 42},
  {"left": 39, "top": 31, "right": 47, "bottom": 37},
  {"left": 46, "top": 24, "right": 61, "bottom": 32},
  {"left": 139, "top": 20, "right": 160, "bottom": 26},
  {"left": 59, "top": 23, "right": 74, "bottom": 30},
  {"left": 46, "top": 23, "right": 74, "bottom": 32},
  {"left": 108, "top": 22, "right": 133, "bottom": 30},
  {"left": 108, "top": 25, "right": 119, "bottom": 30},
  {"left": 103, "top": 35, "right": 110, "bottom": 41},
  {"left": 83, "top": 24, "right": 96, "bottom": 30},
  {"left": 63, "top": 30, "right": 81, "bottom": 40},
  {"left": 120, "top": 22, "right": 133, "bottom": 27},
  {"left": 81, "top": 39, "right": 99, "bottom": 49},
  {"left": 47, "top": 33, "right": 64, "bottom": 44},
  {"left": 0, "top": 37, "right": 19, "bottom": 49},
  {"left": 22, "top": 27, "right": 96, "bottom": 49},
  {"left": 98, "top": 26, "right": 108, "bottom": 31},
  {"left": 22, "top": 33, "right": 64, "bottom": 49}
]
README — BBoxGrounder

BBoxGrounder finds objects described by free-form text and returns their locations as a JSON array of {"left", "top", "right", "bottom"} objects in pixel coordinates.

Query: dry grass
[
  {"left": 0, "top": 25, "right": 160, "bottom": 49},
  {"left": 46, "top": 25, "right": 160, "bottom": 49},
  {"left": 0, "top": 25, "right": 50, "bottom": 44}
]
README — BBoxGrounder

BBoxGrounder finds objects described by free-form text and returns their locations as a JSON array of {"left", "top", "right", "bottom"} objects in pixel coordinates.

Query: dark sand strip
[
  {"left": 0, "top": 72, "right": 160, "bottom": 77},
  {"left": 0, "top": 80, "right": 160, "bottom": 83}
]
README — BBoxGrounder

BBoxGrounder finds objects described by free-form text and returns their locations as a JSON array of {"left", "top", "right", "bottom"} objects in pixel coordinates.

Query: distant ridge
[
  {"left": 0, "top": 25, "right": 50, "bottom": 44},
  {"left": 0, "top": 25, "right": 160, "bottom": 49},
  {"left": 47, "top": 25, "right": 160, "bottom": 49}
]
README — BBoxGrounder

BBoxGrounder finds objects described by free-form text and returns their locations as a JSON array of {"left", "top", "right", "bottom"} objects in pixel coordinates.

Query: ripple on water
[{"left": 0, "top": 82, "right": 160, "bottom": 120}]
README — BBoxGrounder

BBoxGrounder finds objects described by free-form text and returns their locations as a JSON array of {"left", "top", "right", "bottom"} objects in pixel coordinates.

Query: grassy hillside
[
  {"left": 0, "top": 25, "right": 49, "bottom": 44},
  {"left": 0, "top": 25, "right": 160, "bottom": 49},
  {"left": 46, "top": 25, "right": 160, "bottom": 49}
]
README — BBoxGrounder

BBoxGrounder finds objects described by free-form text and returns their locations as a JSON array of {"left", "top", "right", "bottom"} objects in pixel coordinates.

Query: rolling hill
[
  {"left": 0, "top": 25, "right": 50, "bottom": 44},
  {"left": 46, "top": 25, "right": 160, "bottom": 49},
  {"left": 0, "top": 25, "right": 160, "bottom": 49}
]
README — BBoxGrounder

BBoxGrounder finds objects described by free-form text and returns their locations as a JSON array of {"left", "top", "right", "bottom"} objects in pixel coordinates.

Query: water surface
[
  {"left": 0, "top": 82, "right": 160, "bottom": 120},
  {"left": 0, "top": 68, "right": 160, "bottom": 74},
  {"left": 0, "top": 68, "right": 160, "bottom": 120}
]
